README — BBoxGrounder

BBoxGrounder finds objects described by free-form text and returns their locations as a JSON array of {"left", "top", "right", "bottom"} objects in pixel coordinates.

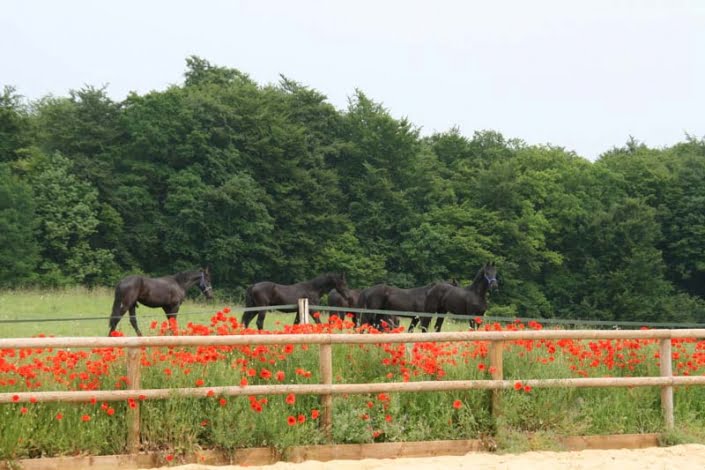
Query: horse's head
[
  {"left": 481, "top": 262, "right": 499, "bottom": 290},
  {"left": 331, "top": 272, "right": 352, "bottom": 302},
  {"left": 199, "top": 266, "right": 214, "bottom": 300}
]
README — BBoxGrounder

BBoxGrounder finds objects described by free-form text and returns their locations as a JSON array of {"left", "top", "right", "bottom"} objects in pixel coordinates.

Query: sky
[{"left": 1, "top": 0, "right": 703, "bottom": 160}]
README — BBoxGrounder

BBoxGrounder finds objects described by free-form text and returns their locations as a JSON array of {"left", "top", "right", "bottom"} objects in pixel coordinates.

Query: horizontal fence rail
[
  {"left": 4, "top": 303, "right": 705, "bottom": 330},
  {"left": 2, "top": 328, "right": 705, "bottom": 349}
]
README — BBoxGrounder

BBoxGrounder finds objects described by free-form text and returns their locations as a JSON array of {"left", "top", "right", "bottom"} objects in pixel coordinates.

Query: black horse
[
  {"left": 357, "top": 280, "right": 459, "bottom": 332},
  {"left": 242, "top": 272, "right": 350, "bottom": 330},
  {"left": 357, "top": 284, "right": 432, "bottom": 331},
  {"left": 422, "top": 262, "right": 499, "bottom": 332},
  {"left": 109, "top": 267, "right": 213, "bottom": 336},
  {"left": 327, "top": 288, "right": 361, "bottom": 324}
]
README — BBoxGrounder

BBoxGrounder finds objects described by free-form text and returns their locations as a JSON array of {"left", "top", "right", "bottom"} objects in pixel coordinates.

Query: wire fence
[{"left": 1, "top": 302, "right": 704, "bottom": 330}]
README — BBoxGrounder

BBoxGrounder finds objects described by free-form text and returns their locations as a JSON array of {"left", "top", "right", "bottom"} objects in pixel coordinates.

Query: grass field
[
  {"left": 0, "top": 288, "right": 461, "bottom": 338},
  {"left": 2, "top": 288, "right": 705, "bottom": 463},
  {"left": 0, "top": 287, "right": 236, "bottom": 338}
]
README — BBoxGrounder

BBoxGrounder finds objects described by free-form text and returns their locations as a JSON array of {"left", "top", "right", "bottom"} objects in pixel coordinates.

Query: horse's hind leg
[
  {"left": 109, "top": 309, "right": 126, "bottom": 336},
  {"left": 242, "top": 310, "right": 257, "bottom": 328},
  {"left": 128, "top": 306, "right": 143, "bottom": 337},
  {"left": 419, "top": 315, "right": 433, "bottom": 333},
  {"left": 408, "top": 316, "right": 420, "bottom": 333},
  {"left": 256, "top": 310, "right": 266, "bottom": 331}
]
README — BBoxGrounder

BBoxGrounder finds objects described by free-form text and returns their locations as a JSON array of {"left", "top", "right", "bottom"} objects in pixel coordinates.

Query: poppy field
[{"left": 3, "top": 298, "right": 705, "bottom": 463}]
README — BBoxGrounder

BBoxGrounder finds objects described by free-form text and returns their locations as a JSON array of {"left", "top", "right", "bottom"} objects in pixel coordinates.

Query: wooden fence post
[
  {"left": 319, "top": 343, "right": 333, "bottom": 440},
  {"left": 126, "top": 347, "right": 142, "bottom": 452},
  {"left": 489, "top": 341, "right": 504, "bottom": 419},
  {"left": 659, "top": 338, "right": 674, "bottom": 430},
  {"left": 298, "top": 298, "right": 310, "bottom": 324}
]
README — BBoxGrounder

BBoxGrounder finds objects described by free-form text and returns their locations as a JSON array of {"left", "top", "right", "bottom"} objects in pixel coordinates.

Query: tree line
[{"left": 1, "top": 56, "right": 704, "bottom": 323}]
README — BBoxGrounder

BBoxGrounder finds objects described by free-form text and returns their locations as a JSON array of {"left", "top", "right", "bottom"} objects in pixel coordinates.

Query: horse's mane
[{"left": 172, "top": 269, "right": 201, "bottom": 284}]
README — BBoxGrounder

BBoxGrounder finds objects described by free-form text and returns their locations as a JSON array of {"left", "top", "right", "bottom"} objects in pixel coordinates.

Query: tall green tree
[
  {"left": 24, "top": 150, "right": 117, "bottom": 285},
  {"left": 0, "top": 164, "right": 39, "bottom": 285},
  {"left": 0, "top": 86, "right": 30, "bottom": 163}
]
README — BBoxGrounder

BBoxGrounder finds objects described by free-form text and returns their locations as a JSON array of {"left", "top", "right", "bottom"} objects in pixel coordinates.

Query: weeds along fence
[{"left": 2, "top": 299, "right": 705, "bottom": 453}]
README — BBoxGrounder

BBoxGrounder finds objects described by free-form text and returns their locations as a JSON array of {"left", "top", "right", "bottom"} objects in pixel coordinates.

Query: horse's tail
[
  {"left": 356, "top": 289, "right": 371, "bottom": 327},
  {"left": 245, "top": 285, "right": 255, "bottom": 308},
  {"left": 111, "top": 286, "right": 123, "bottom": 318}
]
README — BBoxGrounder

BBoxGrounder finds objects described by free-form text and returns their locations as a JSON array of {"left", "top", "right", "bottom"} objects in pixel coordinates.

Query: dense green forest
[{"left": 1, "top": 56, "right": 704, "bottom": 323}]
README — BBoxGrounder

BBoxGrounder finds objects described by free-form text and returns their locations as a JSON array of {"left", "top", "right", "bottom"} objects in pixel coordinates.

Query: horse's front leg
[
  {"left": 433, "top": 315, "right": 445, "bottom": 333},
  {"left": 408, "top": 316, "right": 420, "bottom": 333},
  {"left": 128, "top": 305, "right": 143, "bottom": 337},
  {"left": 164, "top": 306, "right": 179, "bottom": 334}
]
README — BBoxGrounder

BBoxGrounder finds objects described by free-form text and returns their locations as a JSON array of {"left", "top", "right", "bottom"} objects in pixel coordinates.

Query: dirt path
[{"left": 151, "top": 444, "right": 705, "bottom": 470}]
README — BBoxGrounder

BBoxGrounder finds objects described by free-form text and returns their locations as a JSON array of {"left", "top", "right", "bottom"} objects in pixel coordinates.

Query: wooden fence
[{"left": 2, "top": 313, "right": 705, "bottom": 452}]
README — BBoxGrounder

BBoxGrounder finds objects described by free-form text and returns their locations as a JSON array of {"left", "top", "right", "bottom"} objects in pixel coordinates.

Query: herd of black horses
[{"left": 109, "top": 263, "right": 499, "bottom": 337}]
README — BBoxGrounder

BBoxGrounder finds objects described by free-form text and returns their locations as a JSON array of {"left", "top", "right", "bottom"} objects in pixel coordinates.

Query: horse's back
[
  {"left": 386, "top": 284, "right": 431, "bottom": 312},
  {"left": 248, "top": 281, "right": 278, "bottom": 306},
  {"left": 424, "top": 282, "right": 456, "bottom": 312}
]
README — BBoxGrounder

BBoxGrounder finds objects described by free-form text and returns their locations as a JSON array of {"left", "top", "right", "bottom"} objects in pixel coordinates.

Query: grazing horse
[
  {"left": 109, "top": 267, "right": 213, "bottom": 336},
  {"left": 242, "top": 273, "right": 350, "bottom": 330},
  {"left": 422, "top": 262, "right": 499, "bottom": 332},
  {"left": 327, "top": 288, "right": 361, "bottom": 324}
]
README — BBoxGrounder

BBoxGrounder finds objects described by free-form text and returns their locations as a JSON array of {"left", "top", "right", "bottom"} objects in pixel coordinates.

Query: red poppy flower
[
  {"left": 165, "top": 454, "right": 174, "bottom": 462},
  {"left": 240, "top": 377, "right": 248, "bottom": 387},
  {"left": 514, "top": 381, "right": 522, "bottom": 391},
  {"left": 81, "top": 414, "right": 91, "bottom": 422},
  {"left": 385, "top": 414, "right": 392, "bottom": 422},
  {"left": 195, "top": 378, "right": 204, "bottom": 387},
  {"left": 453, "top": 400, "right": 463, "bottom": 409},
  {"left": 311, "top": 409, "right": 320, "bottom": 419},
  {"left": 275, "top": 371, "right": 285, "bottom": 381},
  {"left": 206, "top": 390, "right": 215, "bottom": 397},
  {"left": 287, "top": 415, "right": 296, "bottom": 426},
  {"left": 20, "top": 407, "right": 28, "bottom": 414},
  {"left": 285, "top": 393, "right": 296, "bottom": 405},
  {"left": 11, "top": 395, "right": 19, "bottom": 402},
  {"left": 219, "top": 398, "right": 227, "bottom": 407},
  {"left": 107, "top": 407, "right": 115, "bottom": 416},
  {"left": 55, "top": 412, "right": 63, "bottom": 420},
  {"left": 524, "top": 385, "right": 532, "bottom": 393},
  {"left": 298, "top": 414, "right": 305, "bottom": 424}
]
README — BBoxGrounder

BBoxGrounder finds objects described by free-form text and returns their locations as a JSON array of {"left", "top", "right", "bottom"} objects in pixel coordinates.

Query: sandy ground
[{"left": 152, "top": 444, "right": 705, "bottom": 470}]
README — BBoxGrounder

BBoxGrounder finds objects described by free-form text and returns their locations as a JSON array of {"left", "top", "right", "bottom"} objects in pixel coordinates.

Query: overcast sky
[{"left": 2, "top": 0, "right": 703, "bottom": 160}]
